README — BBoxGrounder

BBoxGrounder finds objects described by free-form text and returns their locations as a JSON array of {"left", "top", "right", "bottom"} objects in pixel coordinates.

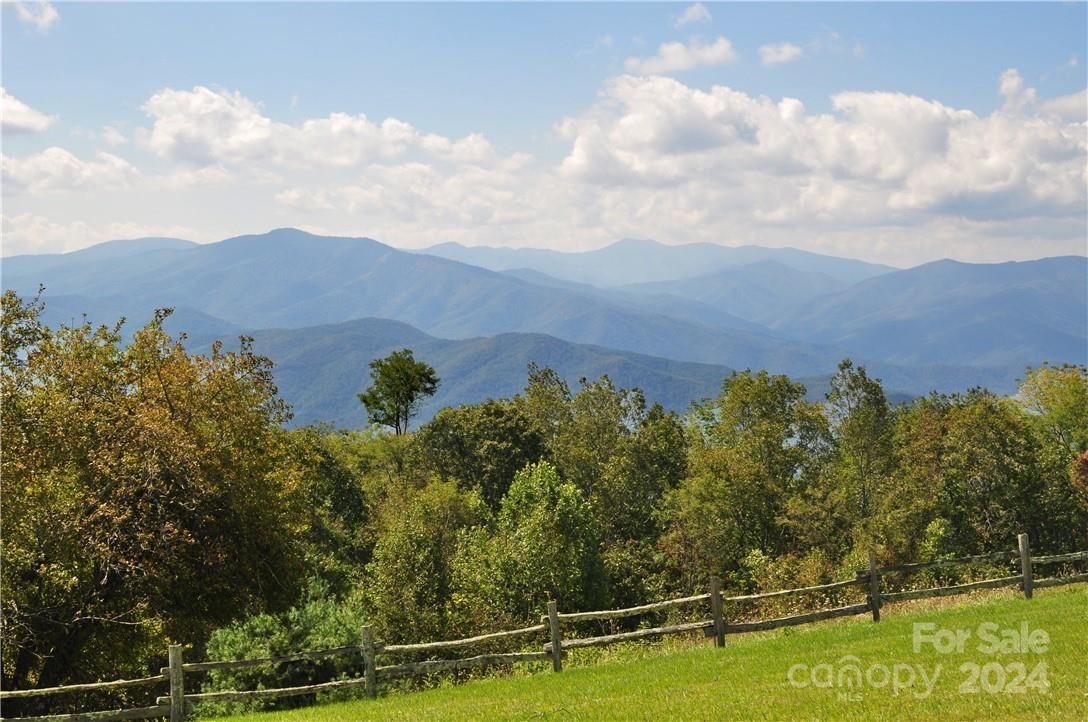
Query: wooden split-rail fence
[{"left": 2, "top": 533, "right": 1086, "bottom": 721}]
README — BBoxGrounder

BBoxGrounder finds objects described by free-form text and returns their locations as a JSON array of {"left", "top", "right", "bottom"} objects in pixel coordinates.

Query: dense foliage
[
  {"left": 1, "top": 292, "right": 309, "bottom": 701},
  {"left": 3, "top": 292, "right": 1086, "bottom": 713}
]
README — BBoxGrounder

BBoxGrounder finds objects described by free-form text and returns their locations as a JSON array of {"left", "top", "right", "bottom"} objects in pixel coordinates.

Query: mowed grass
[{"left": 221, "top": 586, "right": 1086, "bottom": 721}]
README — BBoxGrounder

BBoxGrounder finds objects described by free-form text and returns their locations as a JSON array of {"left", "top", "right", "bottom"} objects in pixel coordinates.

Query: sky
[{"left": 2, "top": 1, "right": 1086, "bottom": 266}]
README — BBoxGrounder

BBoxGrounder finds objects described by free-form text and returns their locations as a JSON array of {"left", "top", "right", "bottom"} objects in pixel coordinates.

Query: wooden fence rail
[{"left": 2, "top": 532, "right": 1085, "bottom": 721}]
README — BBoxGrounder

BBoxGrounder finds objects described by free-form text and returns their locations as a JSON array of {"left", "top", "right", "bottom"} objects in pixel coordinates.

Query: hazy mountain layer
[
  {"left": 779, "top": 257, "right": 1088, "bottom": 367},
  {"left": 6, "top": 230, "right": 1082, "bottom": 426},
  {"left": 424, "top": 237, "right": 894, "bottom": 287},
  {"left": 4, "top": 228, "right": 847, "bottom": 376},
  {"left": 183, "top": 317, "right": 738, "bottom": 428}
]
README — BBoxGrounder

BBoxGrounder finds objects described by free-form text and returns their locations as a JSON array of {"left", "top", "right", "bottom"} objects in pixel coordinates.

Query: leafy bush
[{"left": 197, "top": 581, "right": 367, "bottom": 715}]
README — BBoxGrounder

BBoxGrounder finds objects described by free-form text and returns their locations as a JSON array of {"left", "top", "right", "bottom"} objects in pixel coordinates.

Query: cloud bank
[{"left": 3, "top": 71, "right": 1086, "bottom": 265}]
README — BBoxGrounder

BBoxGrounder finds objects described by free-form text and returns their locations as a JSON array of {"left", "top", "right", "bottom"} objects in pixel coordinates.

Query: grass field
[{"left": 220, "top": 586, "right": 1086, "bottom": 721}]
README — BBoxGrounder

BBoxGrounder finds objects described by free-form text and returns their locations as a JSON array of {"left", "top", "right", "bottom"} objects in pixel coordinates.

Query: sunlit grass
[{"left": 218, "top": 585, "right": 1086, "bottom": 721}]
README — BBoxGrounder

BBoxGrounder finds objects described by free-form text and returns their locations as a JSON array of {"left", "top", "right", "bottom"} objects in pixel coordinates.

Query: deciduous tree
[
  {"left": 1, "top": 292, "right": 308, "bottom": 694},
  {"left": 357, "top": 349, "right": 438, "bottom": 434}
]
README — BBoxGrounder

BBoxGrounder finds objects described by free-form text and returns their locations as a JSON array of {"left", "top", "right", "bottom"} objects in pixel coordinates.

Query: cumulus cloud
[
  {"left": 10, "top": 1, "right": 58, "bottom": 31},
  {"left": 2, "top": 147, "right": 139, "bottom": 194},
  {"left": 556, "top": 72, "right": 1086, "bottom": 226},
  {"left": 1040, "top": 89, "right": 1088, "bottom": 122},
  {"left": 1, "top": 88, "right": 56, "bottom": 133},
  {"left": 5, "top": 70, "right": 1085, "bottom": 264},
  {"left": 275, "top": 152, "right": 542, "bottom": 231},
  {"left": 625, "top": 37, "right": 736, "bottom": 75},
  {"left": 674, "top": 3, "right": 711, "bottom": 28},
  {"left": 138, "top": 85, "right": 495, "bottom": 168},
  {"left": 1, "top": 146, "right": 237, "bottom": 196},
  {"left": 999, "top": 68, "right": 1037, "bottom": 112},
  {"left": 759, "top": 42, "right": 803, "bottom": 66}
]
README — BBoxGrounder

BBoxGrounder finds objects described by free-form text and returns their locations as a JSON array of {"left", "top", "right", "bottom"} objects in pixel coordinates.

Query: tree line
[{"left": 2, "top": 290, "right": 1086, "bottom": 714}]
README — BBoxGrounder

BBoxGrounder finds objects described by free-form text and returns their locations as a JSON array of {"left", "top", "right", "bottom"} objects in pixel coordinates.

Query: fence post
[
  {"left": 867, "top": 550, "right": 882, "bottom": 623},
  {"left": 168, "top": 644, "right": 185, "bottom": 722},
  {"left": 547, "top": 600, "right": 563, "bottom": 672},
  {"left": 360, "top": 625, "right": 377, "bottom": 698},
  {"left": 709, "top": 576, "right": 726, "bottom": 648},
  {"left": 1018, "top": 533, "right": 1033, "bottom": 600}
]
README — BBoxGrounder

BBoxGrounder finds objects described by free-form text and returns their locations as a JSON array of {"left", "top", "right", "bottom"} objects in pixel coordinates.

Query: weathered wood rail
[{"left": 2, "top": 532, "right": 1084, "bottom": 721}]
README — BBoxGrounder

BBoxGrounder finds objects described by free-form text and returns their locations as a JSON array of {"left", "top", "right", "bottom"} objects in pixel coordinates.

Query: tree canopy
[
  {"left": 1, "top": 291, "right": 308, "bottom": 692},
  {"left": 357, "top": 349, "right": 439, "bottom": 434},
  {"left": 6, "top": 290, "right": 1087, "bottom": 714}
]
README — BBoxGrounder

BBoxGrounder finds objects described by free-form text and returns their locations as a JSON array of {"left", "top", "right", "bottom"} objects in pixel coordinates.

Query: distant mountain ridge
[
  {"left": 777, "top": 256, "right": 1088, "bottom": 367},
  {"left": 182, "top": 317, "right": 738, "bottom": 428},
  {"left": 424, "top": 238, "right": 895, "bottom": 286},
  {"left": 618, "top": 260, "right": 849, "bottom": 326},
  {"left": 5, "top": 228, "right": 1083, "bottom": 427},
  {"left": 3, "top": 237, "right": 197, "bottom": 275},
  {"left": 2, "top": 228, "right": 849, "bottom": 376}
]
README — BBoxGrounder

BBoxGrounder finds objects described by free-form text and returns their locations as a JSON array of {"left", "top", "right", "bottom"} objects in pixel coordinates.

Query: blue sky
[{"left": 3, "top": 2, "right": 1086, "bottom": 264}]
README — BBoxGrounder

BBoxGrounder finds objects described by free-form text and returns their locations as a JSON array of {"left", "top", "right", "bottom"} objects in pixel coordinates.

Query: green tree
[
  {"left": 413, "top": 399, "right": 545, "bottom": 510},
  {"left": 452, "top": 462, "right": 605, "bottom": 622},
  {"left": 825, "top": 360, "right": 894, "bottom": 523},
  {"left": 357, "top": 349, "right": 439, "bottom": 434},
  {"left": 786, "top": 360, "right": 893, "bottom": 558},
  {"left": 550, "top": 376, "right": 643, "bottom": 494},
  {"left": 881, "top": 391, "right": 1046, "bottom": 560},
  {"left": 499, "top": 461, "right": 605, "bottom": 612},
  {"left": 595, "top": 403, "right": 687, "bottom": 545},
  {"left": 660, "top": 370, "right": 830, "bottom": 588},
  {"left": 518, "top": 370, "right": 685, "bottom": 609},
  {"left": 1, "top": 293, "right": 308, "bottom": 694},
  {"left": 1019, "top": 364, "right": 1088, "bottom": 454},
  {"left": 285, "top": 428, "right": 372, "bottom": 594},
  {"left": 362, "top": 481, "right": 483, "bottom": 643},
  {"left": 1017, "top": 364, "right": 1088, "bottom": 550},
  {"left": 516, "top": 363, "right": 572, "bottom": 447}
]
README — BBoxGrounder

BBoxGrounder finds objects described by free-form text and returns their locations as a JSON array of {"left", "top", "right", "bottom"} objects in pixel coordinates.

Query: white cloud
[
  {"left": 100, "top": 125, "right": 127, "bottom": 147},
  {"left": 998, "top": 68, "right": 1037, "bottom": 112},
  {"left": 1000, "top": 68, "right": 1087, "bottom": 123},
  {"left": 625, "top": 37, "right": 736, "bottom": 75},
  {"left": 137, "top": 85, "right": 495, "bottom": 168},
  {"left": 2, "top": 147, "right": 139, "bottom": 194},
  {"left": 10, "top": 0, "right": 58, "bottom": 31},
  {"left": 556, "top": 72, "right": 1086, "bottom": 227},
  {"left": 155, "top": 165, "right": 233, "bottom": 190},
  {"left": 759, "top": 42, "right": 803, "bottom": 66},
  {"left": 1, "top": 213, "right": 200, "bottom": 256},
  {"left": 675, "top": 3, "right": 711, "bottom": 28},
  {"left": 1040, "top": 89, "right": 1088, "bottom": 122},
  {"left": 1, "top": 88, "right": 56, "bottom": 133},
  {"left": 5, "top": 70, "right": 1085, "bottom": 264},
  {"left": 1, "top": 146, "right": 235, "bottom": 195}
]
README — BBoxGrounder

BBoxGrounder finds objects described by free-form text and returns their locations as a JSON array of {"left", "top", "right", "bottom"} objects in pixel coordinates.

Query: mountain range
[
  {"left": 4, "top": 228, "right": 1083, "bottom": 427},
  {"left": 424, "top": 238, "right": 893, "bottom": 286},
  {"left": 187, "top": 318, "right": 736, "bottom": 428}
]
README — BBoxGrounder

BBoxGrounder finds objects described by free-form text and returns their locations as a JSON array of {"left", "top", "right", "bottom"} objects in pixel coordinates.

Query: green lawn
[{"left": 220, "top": 586, "right": 1087, "bottom": 721}]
